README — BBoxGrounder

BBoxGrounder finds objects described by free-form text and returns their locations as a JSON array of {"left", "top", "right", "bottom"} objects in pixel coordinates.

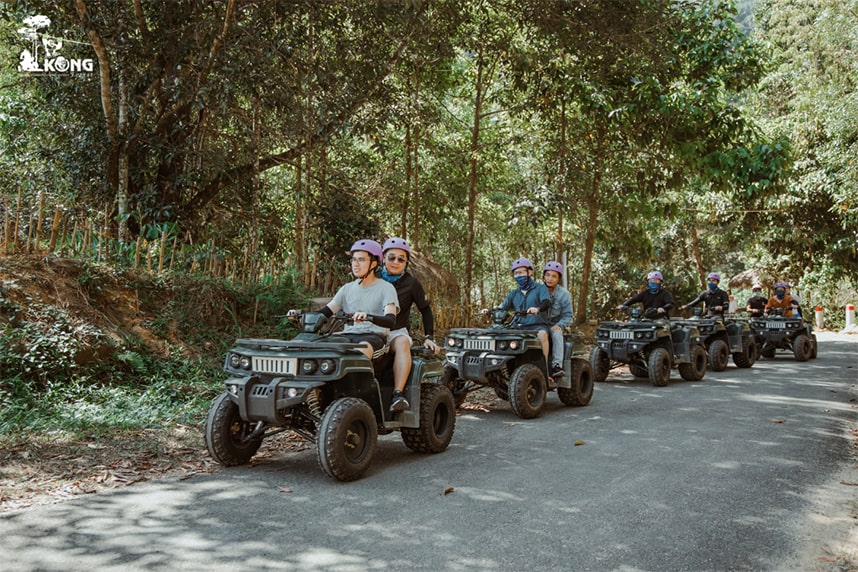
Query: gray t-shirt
[{"left": 331, "top": 279, "right": 399, "bottom": 336}]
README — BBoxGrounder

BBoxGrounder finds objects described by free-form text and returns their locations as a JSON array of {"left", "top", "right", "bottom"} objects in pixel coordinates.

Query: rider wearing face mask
[
  {"left": 746, "top": 284, "right": 767, "bottom": 317},
  {"left": 765, "top": 281, "right": 799, "bottom": 317},
  {"left": 616, "top": 270, "right": 674, "bottom": 317},
  {"left": 680, "top": 272, "right": 731, "bottom": 318},
  {"left": 489, "top": 257, "right": 552, "bottom": 364}
]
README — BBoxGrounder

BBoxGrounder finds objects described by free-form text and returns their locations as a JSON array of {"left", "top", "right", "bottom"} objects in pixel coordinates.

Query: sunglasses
[{"left": 386, "top": 255, "right": 407, "bottom": 263}]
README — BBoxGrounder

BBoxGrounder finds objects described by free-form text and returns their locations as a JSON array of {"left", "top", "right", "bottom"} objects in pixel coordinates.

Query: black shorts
[{"left": 341, "top": 332, "right": 387, "bottom": 352}]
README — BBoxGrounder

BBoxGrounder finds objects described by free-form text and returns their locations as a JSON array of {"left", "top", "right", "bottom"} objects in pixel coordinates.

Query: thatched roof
[{"left": 728, "top": 268, "right": 774, "bottom": 290}]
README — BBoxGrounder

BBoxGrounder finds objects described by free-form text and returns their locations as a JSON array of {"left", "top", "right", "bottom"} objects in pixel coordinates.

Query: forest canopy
[{"left": 1, "top": 0, "right": 855, "bottom": 323}]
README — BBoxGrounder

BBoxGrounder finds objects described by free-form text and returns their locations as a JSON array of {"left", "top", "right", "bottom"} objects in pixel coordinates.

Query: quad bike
[
  {"left": 671, "top": 308, "right": 757, "bottom": 371},
  {"left": 590, "top": 307, "right": 708, "bottom": 386},
  {"left": 442, "top": 310, "right": 594, "bottom": 419},
  {"left": 205, "top": 311, "right": 456, "bottom": 482},
  {"left": 749, "top": 308, "right": 818, "bottom": 362}
]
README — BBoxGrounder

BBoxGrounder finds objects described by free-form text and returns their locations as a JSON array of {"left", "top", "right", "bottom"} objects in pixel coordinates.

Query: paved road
[{"left": 3, "top": 333, "right": 856, "bottom": 572}]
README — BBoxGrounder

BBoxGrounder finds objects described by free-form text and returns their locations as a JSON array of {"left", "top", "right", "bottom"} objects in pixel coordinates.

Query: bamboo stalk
[
  {"left": 69, "top": 219, "right": 78, "bottom": 258},
  {"left": 26, "top": 213, "right": 34, "bottom": 253},
  {"left": 146, "top": 240, "right": 153, "bottom": 272},
  {"left": 169, "top": 235, "right": 178, "bottom": 271},
  {"left": 3, "top": 201, "right": 10, "bottom": 254},
  {"left": 48, "top": 206, "right": 62, "bottom": 253},
  {"left": 35, "top": 191, "right": 45, "bottom": 252},
  {"left": 102, "top": 203, "right": 110, "bottom": 264},
  {"left": 158, "top": 228, "right": 168, "bottom": 274},
  {"left": 14, "top": 184, "right": 23, "bottom": 252},
  {"left": 135, "top": 235, "right": 143, "bottom": 267}
]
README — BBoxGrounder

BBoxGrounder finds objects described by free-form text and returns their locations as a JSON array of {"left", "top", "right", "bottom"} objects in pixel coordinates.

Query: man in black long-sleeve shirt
[
  {"left": 681, "top": 272, "right": 730, "bottom": 317},
  {"left": 617, "top": 270, "right": 674, "bottom": 317}
]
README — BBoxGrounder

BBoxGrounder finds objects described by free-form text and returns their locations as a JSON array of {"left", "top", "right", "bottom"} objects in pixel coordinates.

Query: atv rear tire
[
  {"left": 648, "top": 347, "right": 671, "bottom": 387},
  {"left": 509, "top": 363, "right": 547, "bottom": 419},
  {"left": 589, "top": 347, "right": 609, "bottom": 383},
  {"left": 679, "top": 344, "right": 707, "bottom": 381},
  {"left": 316, "top": 397, "right": 378, "bottom": 482},
  {"left": 810, "top": 334, "right": 818, "bottom": 359},
  {"left": 628, "top": 363, "right": 649, "bottom": 378},
  {"left": 708, "top": 339, "right": 730, "bottom": 372},
  {"left": 557, "top": 359, "right": 594, "bottom": 407},
  {"left": 401, "top": 384, "right": 456, "bottom": 453},
  {"left": 732, "top": 336, "right": 757, "bottom": 369},
  {"left": 205, "top": 391, "right": 263, "bottom": 466}
]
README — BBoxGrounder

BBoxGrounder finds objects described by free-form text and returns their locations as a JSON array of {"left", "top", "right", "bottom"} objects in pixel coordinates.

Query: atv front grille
[
  {"left": 763, "top": 322, "right": 786, "bottom": 329},
  {"left": 464, "top": 339, "right": 495, "bottom": 351},
  {"left": 252, "top": 357, "right": 298, "bottom": 375},
  {"left": 609, "top": 330, "right": 634, "bottom": 339}
]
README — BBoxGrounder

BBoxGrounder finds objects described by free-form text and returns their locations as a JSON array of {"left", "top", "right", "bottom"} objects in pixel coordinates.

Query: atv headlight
[
  {"left": 635, "top": 331, "right": 643, "bottom": 339},
  {"left": 446, "top": 337, "right": 457, "bottom": 348},
  {"left": 497, "top": 340, "right": 508, "bottom": 350},
  {"left": 239, "top": 356, "right": 251, "bottom": 370},
  {"left": 319, "top": 359, "right": 336, "bottom": 374},
  {"left": 301, "top": 359, "right": 318, "bottom": 374},
  {"left": 509, "top": 340, "right": 520, "bottom": 350},
  {"left": 228, "top": 353, "right": 240, "bottom": 368}
]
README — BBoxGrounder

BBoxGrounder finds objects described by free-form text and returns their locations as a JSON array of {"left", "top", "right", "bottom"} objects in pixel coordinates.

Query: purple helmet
[
  {"left": 543, "top": 261, "right": 563, "bottom": 276},
  {"left": 382, "top": 237, "right": 411, "bottom": 258},
  {"left": 349, "top": 239, "right": 383, "bottom": 262},
  {"left": 511, "top": 257, "right": 534, "bottom": 273},
  {"left": 707, "top": 272, "right": 721, "bottom": 282},
  {"left": 647, "top": 271, "right": 663, "bottom": 282},
  {"left": 774, "top": 281, "right": 788, "bottom": 289}
]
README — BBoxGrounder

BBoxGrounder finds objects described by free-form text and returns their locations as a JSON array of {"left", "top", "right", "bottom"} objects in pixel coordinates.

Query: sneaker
[
  {"left": 390, "top": 391, "right": 409, "bottom": 413},
  {"left": 552, "top": 365, "right": 566, "bottom": 379}
]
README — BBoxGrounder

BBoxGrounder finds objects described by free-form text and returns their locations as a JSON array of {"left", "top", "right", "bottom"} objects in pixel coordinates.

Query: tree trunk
[
  {"left": 576, "top": 132, "right": 605, "bottom": 325},
  {"left": 691, "top": 225, "right": 705, "bottom": 290},
  {"left": 465, "top": 47, "right": 485, "bottom": 324},
  {"left": 403, "top": 125, "right": 411, "bottom": 237}
]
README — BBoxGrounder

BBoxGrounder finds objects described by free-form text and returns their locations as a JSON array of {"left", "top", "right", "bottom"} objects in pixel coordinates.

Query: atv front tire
[
  {"left": 316, "top": 397, "right": 378, "bottom": 482},
  {"left": 205, "top": 391, "right": 263, "bottom": 466},
  {"left": 589, "top": 347, "right": 609, "bottom": 383},
  {"left": 708, "top": 339, "right": 730, "bottom": 372},
  {"left": 648, "top": 347, "right": 671, "bottom": 387},
  {"left": 792, "top": 334, "right": 813, "bottom": 362},
  {"left": 509, "top": 363, "right": 547, "bottom": 419}
]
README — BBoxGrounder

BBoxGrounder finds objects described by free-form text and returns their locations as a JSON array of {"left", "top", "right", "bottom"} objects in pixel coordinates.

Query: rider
[
  {"left": 379, "top": 237, "right": 439, "bottom": 413},
  {"left": 489, "top": 257, "right": 552, "bottom": 366},
  {"left": 765, "top": 281, "right": 799, "bottom": 317},
  {"left": 746, "top": 284, "right": 767, "bottom": 317},
  {"left": 616, "top": 270, "right": 674, "bottom": 317},
  {"left": 542, "top": 261, "right": 573, "bottom": 379},
  {"left": 680, "top": 272, "right": 730, "bottom": 318},
  {"left": 320, "top": 239, "right": 399, "bottom": 361}
]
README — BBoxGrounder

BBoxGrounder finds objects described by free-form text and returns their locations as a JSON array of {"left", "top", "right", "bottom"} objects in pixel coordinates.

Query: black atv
[
  {"left": 749, "top": 308, "right": 818, "bottom": 361},
  {"left": 442, "top": 310, "right": 594, "bottom": 419},
  {"left": 590, "top": 307, "right": 708, "bottom": 386},
  {"left": 671, "top": 308, "right": 757, "bottom": 371},
  {"left": 205, "top": 311, "right": 456, "bottom": 482}
]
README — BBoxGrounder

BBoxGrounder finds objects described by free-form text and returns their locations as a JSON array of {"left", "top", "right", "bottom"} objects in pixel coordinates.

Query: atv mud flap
[{"left": 225, "top": 375, "right": 325, "bottom": 424}]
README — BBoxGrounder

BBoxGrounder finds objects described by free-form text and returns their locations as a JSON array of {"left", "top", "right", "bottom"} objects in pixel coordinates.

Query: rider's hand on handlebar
[
  {"left": 526, "top": 307, "right": 539, "bottom": 315},
  {"left": 286, "top": 309, "right": 301, "bottom": 320},
  {"left": 353, "top": 312, "right": 368, "bottom": 322},
  {"left": 657, "top": 307, "right": 665, "bottom": 314},
  {"left": 615, "top": 305, "right": 628, "bottom": 311}
]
